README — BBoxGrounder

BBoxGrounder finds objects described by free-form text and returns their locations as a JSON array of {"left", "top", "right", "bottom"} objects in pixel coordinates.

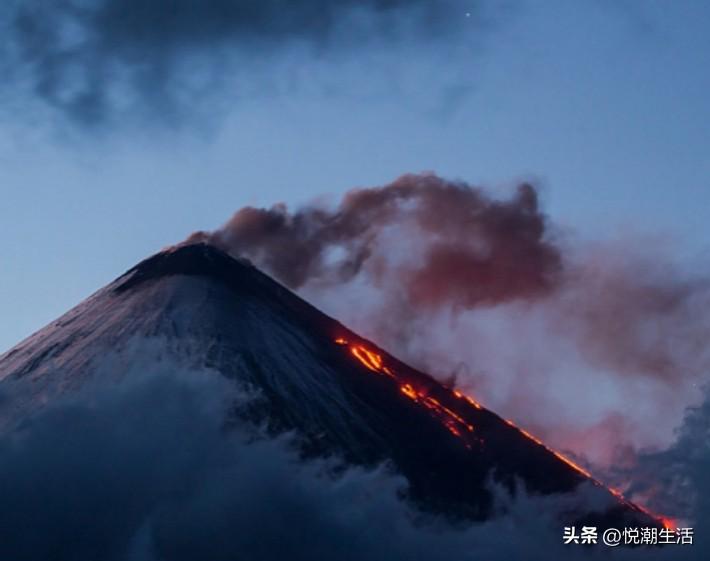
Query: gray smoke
[{"left": 620, "top": 383, "right": 710, "bottom": 531}]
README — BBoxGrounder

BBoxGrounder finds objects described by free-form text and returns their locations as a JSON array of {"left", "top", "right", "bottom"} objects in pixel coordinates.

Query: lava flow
[
  {"left": 335, "top": 337, "right": 474, "bottom": 440},
  {"left": 334, "top": 336, "right": 674, "bottom": 529}
]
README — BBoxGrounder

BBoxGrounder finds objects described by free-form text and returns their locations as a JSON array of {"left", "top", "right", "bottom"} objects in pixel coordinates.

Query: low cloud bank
[{"left": 2, "top": 360, "right": 701, "bottom": 560}]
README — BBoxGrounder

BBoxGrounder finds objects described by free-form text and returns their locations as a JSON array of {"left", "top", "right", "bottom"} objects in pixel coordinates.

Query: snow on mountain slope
[{"left": 0, "top": 242, "right": 663, "bottom": 526}]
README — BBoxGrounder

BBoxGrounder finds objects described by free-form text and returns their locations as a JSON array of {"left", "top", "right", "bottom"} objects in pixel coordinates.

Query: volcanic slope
[{"left": 0, "top": 243, "right": 662, "bottom": 527}]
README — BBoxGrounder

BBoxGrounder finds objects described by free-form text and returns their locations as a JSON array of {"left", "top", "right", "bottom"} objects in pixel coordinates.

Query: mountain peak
[{"left": 114, "top": 242, "right": 253, "bottom": 293}]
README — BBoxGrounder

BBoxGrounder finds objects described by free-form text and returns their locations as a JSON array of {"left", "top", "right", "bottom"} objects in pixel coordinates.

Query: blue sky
[{"left": 1, "top": 0, "right": 709, "bottom": 352}]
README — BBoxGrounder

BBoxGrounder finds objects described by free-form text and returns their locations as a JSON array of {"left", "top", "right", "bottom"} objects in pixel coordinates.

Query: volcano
[{"left": 0, "top": 242, "right": 662, "bottom": 528}]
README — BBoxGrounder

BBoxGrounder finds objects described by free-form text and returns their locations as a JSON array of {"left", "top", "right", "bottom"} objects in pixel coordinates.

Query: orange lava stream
[
  {"left": 336, "top": 338, "right": 473, "bottom": 439},
  {"left": 334, "top": 336, "right": 673, "bottom": 528},
  {"left": 400, "top": 383, "right": 475, "bottom": 437},
  {"left": 501, "top": 422, "right": 676, "bottom": 528},
  {"left": 502, "top": 421, "right": 674, "bottom": 528}
]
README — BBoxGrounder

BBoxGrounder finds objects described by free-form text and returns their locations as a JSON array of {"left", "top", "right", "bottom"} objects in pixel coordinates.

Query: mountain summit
[{"left": 0, "top": 243, "right": 662, "bottom": 527}]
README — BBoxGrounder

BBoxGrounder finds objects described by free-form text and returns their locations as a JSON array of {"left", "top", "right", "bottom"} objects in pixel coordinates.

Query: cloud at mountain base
[{"left": 0, "top": 361, "right": 695, "bottom": 561}]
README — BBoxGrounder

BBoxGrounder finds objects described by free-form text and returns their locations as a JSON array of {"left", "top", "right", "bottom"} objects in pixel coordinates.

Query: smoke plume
[
  {"left": 189, "top": 173, "right": 562, "bottom": 304},
  {"left": 191, "top": 172, "right": 710, "bottom": 492}
]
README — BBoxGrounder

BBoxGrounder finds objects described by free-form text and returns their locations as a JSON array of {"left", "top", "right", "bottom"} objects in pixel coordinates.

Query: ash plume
[
  {"left": 189, "top": 173, "right": 562, "bottom": 306},
  {"left": 191, "top": 172, "right": 710, "bottom": 481}
]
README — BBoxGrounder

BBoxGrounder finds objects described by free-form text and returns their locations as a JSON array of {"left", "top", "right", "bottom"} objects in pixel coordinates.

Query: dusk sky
[
  {"left": 1, "top": 4, "right": 710, "bottom": 555},
  {"left": 1, "top": 0, "right": 709, "bottom": 353}
]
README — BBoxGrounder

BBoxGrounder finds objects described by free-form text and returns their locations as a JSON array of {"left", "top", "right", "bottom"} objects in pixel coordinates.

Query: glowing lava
[
  {"left": 400, "top": 383, "right": 475, "bottom": 437},
  {"left": 335, "top": 338, "right": 473, "bottom": 439},
  {"left": 334, "top": 336, "right": 673, "bottom": 528},
  {"left": 502, "top": 422, "right": 676, "bottom": 527},
  {"left": 501, "top": 423, "right": 678, "bottom": 528}
]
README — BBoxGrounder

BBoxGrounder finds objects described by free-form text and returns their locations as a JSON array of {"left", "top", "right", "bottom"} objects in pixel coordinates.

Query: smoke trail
[
  {"left": 191, "top": 173, "right": 710, "bottom": 489},
  {"left": 189, "top": 173, "right": 562, "bottom": 304}
]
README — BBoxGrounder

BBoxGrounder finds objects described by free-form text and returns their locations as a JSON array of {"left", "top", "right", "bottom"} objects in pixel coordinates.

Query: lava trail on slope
[{"left": 0, "top": 243, "right": 667, "bottom": 528}]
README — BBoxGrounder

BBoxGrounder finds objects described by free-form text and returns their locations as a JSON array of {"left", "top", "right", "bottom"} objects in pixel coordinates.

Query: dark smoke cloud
[
  {"left": 190, "top": 173, "right": 562, "bottom": 306},
  {"left": 190, "top": 173, "right": 710, "bottom": 475},
  {"left": 0, "top": 0, "right": 473, "bottom": 126},
  {"left": 0, "top": 356, "right": 695, "bottom": 561}
]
